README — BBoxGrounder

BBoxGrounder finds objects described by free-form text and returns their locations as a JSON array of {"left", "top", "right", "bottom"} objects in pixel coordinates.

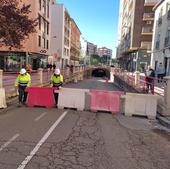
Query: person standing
[
  {"left": 15, "top": 68, "right": 31, "bottom": 106},
  {"left": 145, "top": 65, "right": 155, "bottom": 94},
  {"left": 50, "top": 69, "right": 63, "bottom": 106},
  {"left": 156, "top": 62, "right": 165, "bottom": 83}
]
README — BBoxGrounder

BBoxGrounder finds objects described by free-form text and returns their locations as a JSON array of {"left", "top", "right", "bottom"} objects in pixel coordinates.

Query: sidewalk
[{"left": 157, "top": 114, "right": 170, "bottom": 129}]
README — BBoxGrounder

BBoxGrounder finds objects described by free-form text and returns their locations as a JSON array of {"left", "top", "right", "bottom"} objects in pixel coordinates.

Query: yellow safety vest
[
  {"left": 15, "top": 73, "right": 31, "bottom": 87},
  {"left": 50, "top": 74, "right": 63, "bottom": 87}
]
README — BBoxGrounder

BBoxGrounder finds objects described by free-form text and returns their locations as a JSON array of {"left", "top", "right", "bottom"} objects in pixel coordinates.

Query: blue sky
[{"left": 57, "top": 0, "right": 119, "bottom": 58}]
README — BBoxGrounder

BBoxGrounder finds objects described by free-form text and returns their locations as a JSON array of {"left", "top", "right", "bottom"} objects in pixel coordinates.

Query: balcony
[
  {"left": 164, "top": 37, "right": 170, "bottom": 47},
  {"left": 155, "top": 41, "right": 160, "bottom": 50},
  {"left": 141, "top": 27, "right": 153, "bottom": 35},
  {"left": 141, "top": 42, "right": 152, "bottom": 49},
  {"left": 144, "top": 0, "right": 159, "bottom": 6},
  {"left": 143, "top": 13, "right": 154, "bottom": 20}
]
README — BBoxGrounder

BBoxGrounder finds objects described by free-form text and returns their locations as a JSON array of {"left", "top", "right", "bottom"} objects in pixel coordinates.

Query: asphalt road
[{"left": 0, "top": 78, "right": 169, "bottom": 169}]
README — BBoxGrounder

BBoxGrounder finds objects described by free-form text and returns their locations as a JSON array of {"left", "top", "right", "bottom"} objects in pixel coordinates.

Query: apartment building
[
  {"left": 0, "top": 0, "right": 54, "bottom": 71},
  {"left": 117, "top": 0, "right": 159, "bottom": 72},
  {"left": 80, "top": 37, "right": 88, "bottom": 65},
  {"left": 86, "top": 42, "right": 97, "bottom": 56},
  {"left": 98, "top": 47, "right": 112, "bottom": 57},
  {"left": 50, "top": 3, "right": 71, "bottom": 69},
  {"left": 151, "top": 0, "right": 170, "bottom": 76},
  {"left": 70, "top": 19, "right": 81, "bottom": 66}
]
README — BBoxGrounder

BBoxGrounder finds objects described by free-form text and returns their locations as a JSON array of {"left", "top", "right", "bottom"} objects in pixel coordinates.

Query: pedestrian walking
[
  {"left": 145, "top": 65, "right": 155, "bottom": 94},
  {"left": 50, "top": 68, "right": 63, "bottom": 106},
  {"left": 156, "top": 62, "right": 165, "bottom": 83},
  {"left": 53, "top": 64, "right": 56, "bottom": 70},
  {"left": 15, "top": 68, "right": 31, "bottom": 106}
]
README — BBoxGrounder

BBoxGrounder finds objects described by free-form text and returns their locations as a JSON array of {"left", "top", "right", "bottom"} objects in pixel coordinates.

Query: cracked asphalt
[{"left": 0, "top": 78, "right": 169, "bottom": 169}]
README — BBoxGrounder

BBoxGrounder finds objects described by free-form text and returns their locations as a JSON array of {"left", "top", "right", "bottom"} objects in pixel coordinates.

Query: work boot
[{"left": 17, "top": 102, "right": 22, "bottom": 107}]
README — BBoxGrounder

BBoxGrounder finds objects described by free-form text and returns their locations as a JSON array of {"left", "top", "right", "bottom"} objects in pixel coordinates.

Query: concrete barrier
[
  {"left": 57, "top": 88, "right": 89, "bottom": 111},
  {"left": 90, "top": 90, "right": 124, "bottom": 114},
  {"left": 0, "top": 88, "right": 7, "bottom": 108},
  {"left": 122, "top": 93, "right": 158, "bottom": 119}
]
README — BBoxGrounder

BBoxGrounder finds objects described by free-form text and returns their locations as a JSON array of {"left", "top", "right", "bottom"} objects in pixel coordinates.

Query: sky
[{"left": 57, "top": 0, "right": 120, "bottom": 58}]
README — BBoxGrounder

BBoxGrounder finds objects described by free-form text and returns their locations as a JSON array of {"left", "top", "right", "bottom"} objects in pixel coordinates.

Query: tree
[
  {"left": 101, "top": 55, "right": 111, "bottom": 65},
  {"left": 0, "top": 0, "right": 37, "bottom": 49},
  {"left": 90, "top": 54, "right": 101, "bottom": 65}
]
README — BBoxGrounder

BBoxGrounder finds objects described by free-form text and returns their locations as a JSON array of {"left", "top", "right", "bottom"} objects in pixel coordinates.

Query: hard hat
[
  {"left": 54, "top": 68, "right": 60, "bottom": 75},
  {"left": 20, "top": 68, "right": 26, "bottom": 74}
]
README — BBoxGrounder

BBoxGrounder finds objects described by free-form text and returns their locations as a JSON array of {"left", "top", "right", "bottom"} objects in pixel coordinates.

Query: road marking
[
  {"left": 17, "top": 111, "right": 68, "bottom": 169},
  {"left": 34, "top": 112, "right": 47, "bottom": 122},
  {"left": 0, "top": 134, "right": 20, "bottom": 152}
]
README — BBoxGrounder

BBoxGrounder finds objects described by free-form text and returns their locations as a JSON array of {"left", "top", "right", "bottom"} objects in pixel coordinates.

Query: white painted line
[
  {"left": 34, "top": 112, "right": 47, "bottom": 122},
  {"left": 17, "top": 111, "right": 68, "bottom": 169},
  {"left": 0, "top": 134, "right": 20, "bottom": 152}
]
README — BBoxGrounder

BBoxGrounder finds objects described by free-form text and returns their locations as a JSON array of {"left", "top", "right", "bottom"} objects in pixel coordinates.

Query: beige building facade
[
  {"left": 117, "top": 0, "right": 159, "bottom": 72},
  {"left": 0, "top": 0, "right": 54, "bottom": 71},
  {"left": 70, "top": 19, "right": 81, "bottom": 66}
]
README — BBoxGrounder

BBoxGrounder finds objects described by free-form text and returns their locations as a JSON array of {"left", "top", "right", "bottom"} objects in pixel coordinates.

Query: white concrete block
[
  {"left": 123, "top": 93, "right": 158, "bottom": 119},
  {"left": 57, "top": 88, "right": 89, "bottom": 111},
  {"left": 0, "top": 88, "right": 7, "bottom": 108}
]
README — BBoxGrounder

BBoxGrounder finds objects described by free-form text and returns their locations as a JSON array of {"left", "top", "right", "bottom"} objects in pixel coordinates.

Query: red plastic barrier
[
  {"left": 27, "top": 87, "right": 55, "bottom": 108},
  {"left": 90, "top": 90, "right": 124, "bottom": 114}
]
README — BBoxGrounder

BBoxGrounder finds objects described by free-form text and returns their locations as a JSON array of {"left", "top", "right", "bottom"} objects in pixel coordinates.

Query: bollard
[
  {"left": 38, "top": 68, "right": 43, "bottom": 86},
  {"left": 135, "top": 71, "right": 140, "bottom": 87},
  {"left": 124, "top": 70, "right": 128, "bottom": 82},
  {"left": 0, "top": 69, "right": 3, "bottom": 88}
]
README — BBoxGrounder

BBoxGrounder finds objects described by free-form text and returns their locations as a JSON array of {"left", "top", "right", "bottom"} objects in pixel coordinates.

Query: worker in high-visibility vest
[
  {"left": 50, "top": 68, "right": 63, "bottom": 105},
  {"left": 15, "top": 68, "right": 31, "bottom": 106}
]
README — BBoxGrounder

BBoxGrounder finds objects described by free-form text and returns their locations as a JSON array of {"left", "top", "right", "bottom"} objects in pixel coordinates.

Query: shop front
[
  {"left": 0, "top": 51, "right": 26, "bottom": 72},
  {"left": 0, "top": 51, "right": 48, "bottom": 72}
]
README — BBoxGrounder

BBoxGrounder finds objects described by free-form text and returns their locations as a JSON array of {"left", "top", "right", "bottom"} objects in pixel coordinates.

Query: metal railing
[
  {"left": 1, "top": 66, "right": 88, "bottom": 98},
  {"left": 114, "top": 68, "right": 165, "bottom": 97}
]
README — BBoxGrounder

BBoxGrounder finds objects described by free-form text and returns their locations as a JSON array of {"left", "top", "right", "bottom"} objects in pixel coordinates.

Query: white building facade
[
  {"left": 151, "top": 0, "right": 170, "bottom": 75},
  {"left": 50, "top": 3, "right": 71, "bottom": 68}
]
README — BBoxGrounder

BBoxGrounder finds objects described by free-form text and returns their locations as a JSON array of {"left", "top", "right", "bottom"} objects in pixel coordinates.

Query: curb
[
  {"left": 0, "top": 97, "right": 18, "bottom": 115},
  {"left": 157, "top": 114, "right": 170, "bottom": 129}
]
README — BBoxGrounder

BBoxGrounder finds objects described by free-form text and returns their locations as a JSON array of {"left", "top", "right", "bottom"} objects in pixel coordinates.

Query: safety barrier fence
[
  {"left": 113, "top": 68, "right": 170, "bottom": 116},
  {"left": 0, "top": 66, "right": 91, "bottom": 99},
  {"left": 114, "top": 68, "right": 165, "bottom": 97}
]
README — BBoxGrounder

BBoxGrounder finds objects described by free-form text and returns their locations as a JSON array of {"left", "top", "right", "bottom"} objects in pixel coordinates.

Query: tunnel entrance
[{"left": 92, "top": 68, "right": 110, "bottom": 78}]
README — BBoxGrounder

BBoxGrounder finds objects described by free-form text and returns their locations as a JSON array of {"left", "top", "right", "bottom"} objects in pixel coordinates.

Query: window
[
  {"left": 43, "top": 19, "right": 46, "bottom": 33},
  {"left": 38, "top": 36, "right": 41, "bottom": 47},
  {"left": 156, "top": 32, "right": 161, "bottom": 49},
  {"left": 47, "top": 0, "right": 50, "bottom": 18},
  {"left": 38, "top": 15, "right": 41, "bottom": 30},
  {"left": 167, "top": 27, "right": 170, "bottom": 37},
  {"left": 167, "top": 3, "right": 170, "bottom": 19},
  {"left": 43, "top": 0, "right": 46, "bottom": 15},
  {"left": 39, "top": 0, "right": 41, "bottom": 10},
  {"left": 167, "top": 3, "right": 170, "bottom": 11},
  {"left": 43, "top": 38, "right": 46, "bottom": 48},
  {"left": 46, "top": 40, "right": 49, "bottom": 49},
  {"left": 146, "top": 21, "right": 152, "bottom": 25},
  {"left": 165, "top": 27, "right": 170, "bottom": 47},
  {"left": 64, "top": 48, "right": 66, "bottom": 56},
  {"left": 159, "top": 7, "right": 163, "bottom": 17},
  {"left": 47, "top": 22, "right": 49, "bottom": 35}
]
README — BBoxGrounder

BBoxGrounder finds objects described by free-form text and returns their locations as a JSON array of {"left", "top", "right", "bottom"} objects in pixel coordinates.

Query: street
[{"left": 0, "top": 78, "right": 170, "bottom": 169}]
